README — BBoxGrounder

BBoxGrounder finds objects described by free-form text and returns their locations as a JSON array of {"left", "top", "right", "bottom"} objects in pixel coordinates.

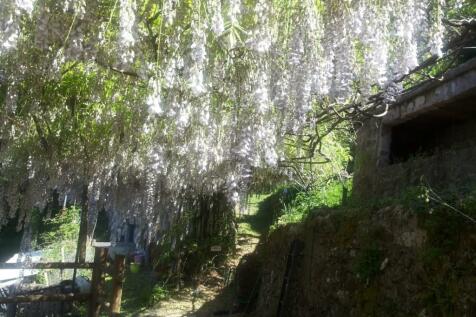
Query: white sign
[{"left": 210, "top": 245, "right": 222, "bottom": 252}]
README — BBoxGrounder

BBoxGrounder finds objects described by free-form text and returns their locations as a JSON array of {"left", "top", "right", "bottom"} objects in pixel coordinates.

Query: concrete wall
[{"left": 353, "top": 58, "right": 476, "bottom": 199}]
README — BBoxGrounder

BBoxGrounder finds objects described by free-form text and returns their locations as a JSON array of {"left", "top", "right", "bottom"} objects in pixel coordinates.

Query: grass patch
[
  {"left": 271, "top": 180, "right": 351, "bottom": 230},
  {"left": 238, "top": 187, "right": 300, "bottom": 237},
  {"left": 237, "top": 193, "right": 272, "bottom": 237},
  {"left": 102, "top": 268, "right": 166, "bottom": 316}
]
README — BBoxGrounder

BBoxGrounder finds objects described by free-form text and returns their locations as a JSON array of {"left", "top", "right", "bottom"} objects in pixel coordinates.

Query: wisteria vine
[{"left": 0, "top": 0, "right": 471, "bottom": 244}]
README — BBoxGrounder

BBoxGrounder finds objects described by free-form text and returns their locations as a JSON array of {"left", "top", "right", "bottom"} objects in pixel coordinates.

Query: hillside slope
[{"left": 247, "top": 204, "right": 476, "bottom": 316}]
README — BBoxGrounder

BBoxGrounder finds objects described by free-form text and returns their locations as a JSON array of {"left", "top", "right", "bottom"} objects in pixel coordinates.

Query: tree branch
[{"left": 93, "top": 57, "right": 140, "bottom": 79}]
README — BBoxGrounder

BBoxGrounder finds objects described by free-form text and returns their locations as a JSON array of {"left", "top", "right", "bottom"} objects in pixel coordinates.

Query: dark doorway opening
[{"left": 389, "top": 96, "right": 476, "bottom": 164}]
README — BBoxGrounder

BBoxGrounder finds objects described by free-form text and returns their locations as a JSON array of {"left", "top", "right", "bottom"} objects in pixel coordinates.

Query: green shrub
[
  {"left": 39, "top": 206, "right": 81, "bottom": 263},
  {"left": 37, "top": 206, "right": 88, "bottom": 282},
  {"left": 39, "top": 206, "right": 81, "bottom": 246},
  {"left": 149, "top": 285, "right": 169, "bottom": 306}
]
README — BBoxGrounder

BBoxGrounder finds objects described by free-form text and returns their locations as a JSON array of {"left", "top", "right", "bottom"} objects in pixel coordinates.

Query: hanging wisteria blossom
[{"left": 0, "top": 0, "right": 470, "bottom": 243}]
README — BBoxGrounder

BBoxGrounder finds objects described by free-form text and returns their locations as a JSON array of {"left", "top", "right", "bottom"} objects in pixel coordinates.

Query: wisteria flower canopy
[{"left": 0, "top": 0, "right": 468, "bottom": 241}]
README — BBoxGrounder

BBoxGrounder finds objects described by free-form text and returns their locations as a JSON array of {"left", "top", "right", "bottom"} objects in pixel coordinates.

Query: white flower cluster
[
  {"left": 0, "top": 1, "right": 22, "bottom": 54},
  {"left": 15, "top": 0, "right": 34, "bottom": 15},
  {"left": 189, "top": 18, "right": 208, "bottom": 96},
  {"left": 162, "top": 0, "right": 177, "bottom": 27},
  {"left": 229, "top": 0, "right": 241, "bottom": 25},
  {"left": 211, "top": 0, "right": 225, "bottom": 36},
  {"left": 146, "top": 77, "right": 162, "bottom": 115},
  {"left": 429, "top": 0, "right": 446, "bottom": 57},
  {"left": 118, "top": 0, "right": 137, "bottom": 65}
]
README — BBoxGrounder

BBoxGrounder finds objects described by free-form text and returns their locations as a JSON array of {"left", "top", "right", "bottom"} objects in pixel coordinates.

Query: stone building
[{"left": 354, "top": 57, "right": 476, "bottom": 199}]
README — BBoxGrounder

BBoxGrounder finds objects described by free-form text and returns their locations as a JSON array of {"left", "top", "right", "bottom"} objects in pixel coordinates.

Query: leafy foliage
[
  {"left": 271, "top": 179, "right": 351, "bottom": 229},
  {"left": 39, "top": 206, "right": 80, "bottom": 246}
]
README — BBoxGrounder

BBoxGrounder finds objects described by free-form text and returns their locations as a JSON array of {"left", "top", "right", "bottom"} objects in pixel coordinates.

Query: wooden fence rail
[
  {"left": 0, "top": 262, "right": 95, "bottom": 270},
  {"left": 0, "top": 244, "right": 125, "bottom": 317},
  {"left": 0, "top": 293, "right": 90, "bottom": 304}
]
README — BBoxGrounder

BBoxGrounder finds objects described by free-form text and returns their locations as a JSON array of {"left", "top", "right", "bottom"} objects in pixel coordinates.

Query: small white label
[{"left": 210, "top": 245, "right": 222, "bottom": 252}]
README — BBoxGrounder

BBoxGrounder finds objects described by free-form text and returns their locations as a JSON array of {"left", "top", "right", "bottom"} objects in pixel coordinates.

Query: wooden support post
[
  {"left": 88, "top": 247, "right": 107, "bottom": 317},
  {"left": 6, "top": 302, "right": 16, "bottom": 317},
  {"left": 110, "top": 255, "right": 126, "bottom": 317}
]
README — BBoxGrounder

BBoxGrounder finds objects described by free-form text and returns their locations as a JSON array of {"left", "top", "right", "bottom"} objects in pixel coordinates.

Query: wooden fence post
[
  {"left": 110, "top": 255, "right": 126, "bottom": 316},
  {"left": 6, "top": 301, "right": 16, "bottom": 317},
  {"left": 88, "top": 247, "right": 107, "bottom": 317}
]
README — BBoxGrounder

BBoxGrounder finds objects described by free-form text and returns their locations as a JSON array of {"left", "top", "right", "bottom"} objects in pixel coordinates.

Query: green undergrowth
[
  {"left": 264, "top": 182, "right": 476, "bottom": 315},
  {"left": 71, "top": 269, "right": 170, "bottom": 316},
  {"left": 237, "top": 193, "right": 272, "bottom": 237},
  {"left": 151, "top": 193, "right": 236, "bottom": 288},
  {"left": 270, "top": 180, "right": 351, "bottom": 231},
  {"left": 348, "top": 180, "right": 476, "bottom": 212},
  {"left": 238, "top": 186, "right": 300, "bottom": 237},
  {"left": 259, "top": 178, "right": 476, "bottom": 238},
  {"left": 99, "top": 269, "right": 169, "bottom": 316},
  {"left": 359, "top": 195, "right": 476, "bottom": 315},
  {"left": 333, "top": 185, "right": 476, "bottom": 315}
]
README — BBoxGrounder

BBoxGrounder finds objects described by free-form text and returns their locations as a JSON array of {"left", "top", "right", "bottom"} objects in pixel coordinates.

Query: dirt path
[
  {"left": 137, "top": 236, "right": 259, "bottom": 317},
  {"left": 137, "top": 195, "right": 270, "bottom": 317}
]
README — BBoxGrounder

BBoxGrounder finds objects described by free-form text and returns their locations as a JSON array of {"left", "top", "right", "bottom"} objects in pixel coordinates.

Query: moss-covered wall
[{"left": 249, "top": 205, "right": 476, "bottom": 316}]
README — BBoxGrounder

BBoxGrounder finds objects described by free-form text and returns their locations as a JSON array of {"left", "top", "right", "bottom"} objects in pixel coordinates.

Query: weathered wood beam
[
  {"left": 110, "top": 255, "right": 126, "bottom": 316},
  {"left": 0, "top": 293, "right": 90, "bottom": 304},
  {"left": 88, "top": 247, "right": 108, "bottom": 317},
  {"left": 0, "top": 262, "right": 94, "bottom": 269}
]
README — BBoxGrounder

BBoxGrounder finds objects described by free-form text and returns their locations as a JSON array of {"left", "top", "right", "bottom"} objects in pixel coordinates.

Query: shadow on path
[
  {"left": 138, "top": 188, "right": 298, "bottom": 317},
  {"left": 237, "top": 189, "right": 298, "bottom": 237},
  {"left": 194, "top": 189, "right": 299, "bottom": 316}
]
